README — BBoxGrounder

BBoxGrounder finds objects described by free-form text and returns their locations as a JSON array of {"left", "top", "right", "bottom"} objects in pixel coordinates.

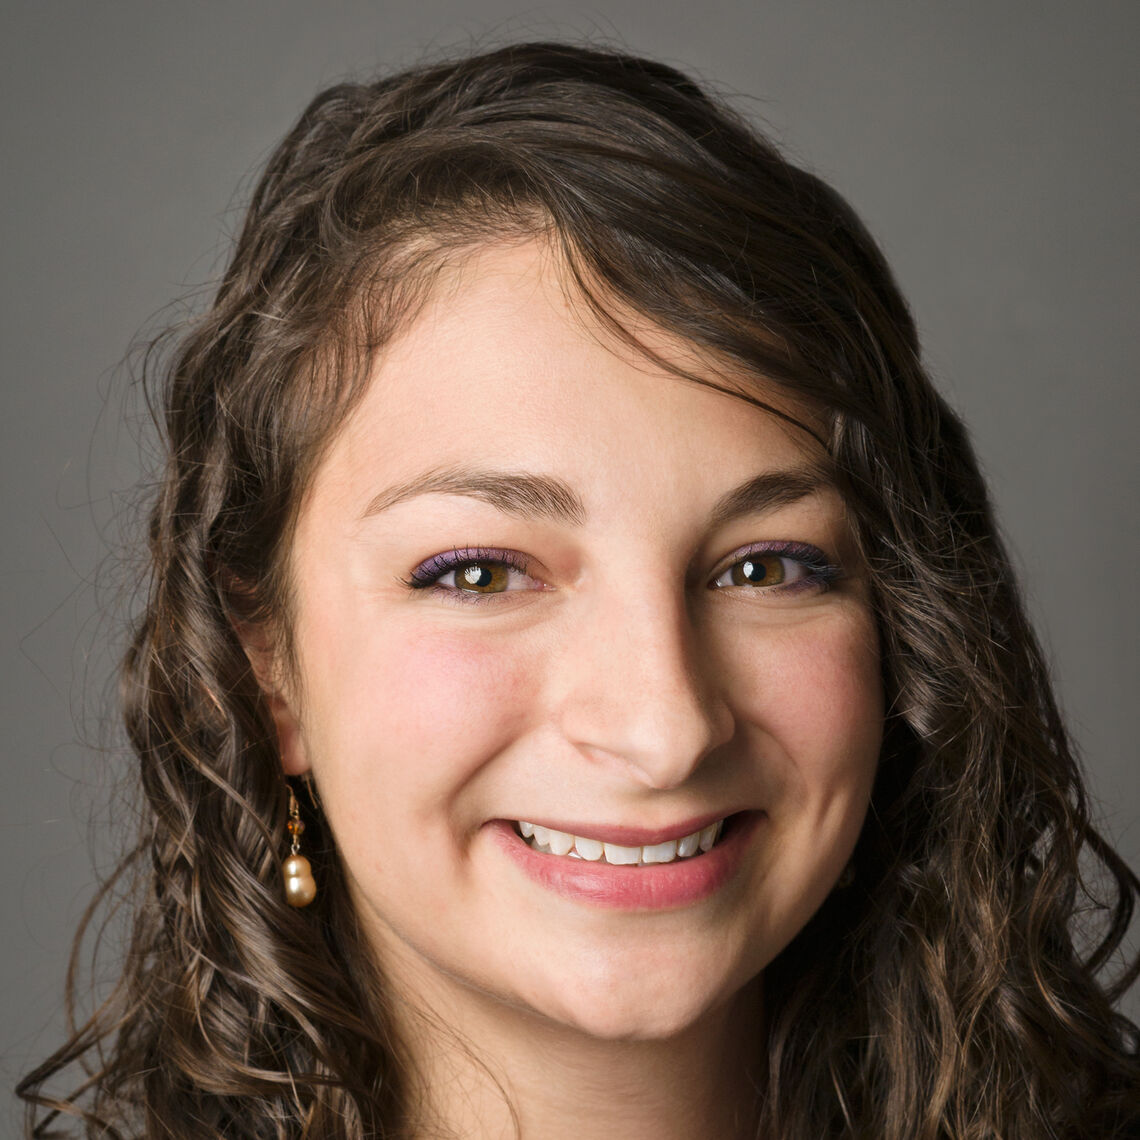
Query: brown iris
[
  {"left": 728, "top": 555, "right": 787, "bottom": 587},
  {"left": 457, "top": 562, "right": 510, "bottom": 593}
]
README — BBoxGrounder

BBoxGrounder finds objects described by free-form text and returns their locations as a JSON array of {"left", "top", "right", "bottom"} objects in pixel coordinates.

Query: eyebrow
[
  {"left": 360, "top": 463, "right": 828, "bottom": 527},
  {"left": 708, "top": 466, "right": 828, "bottom": 527},
  {"left": 361, "top": 465, "right": 587, "bottom": 525}
]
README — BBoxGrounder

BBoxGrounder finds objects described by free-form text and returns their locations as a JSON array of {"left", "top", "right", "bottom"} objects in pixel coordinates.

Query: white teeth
[
  {"left": 603, "top": 842, "right": 642, "bottom": 865},
  {"left": 547, "top": 828, "right": 575, "bottom": 856},
  {"left": 677, "top": 830, "right": 701, "bottom": 858},
  {"left": 641, "top": 839, "right": 678, "bottom": 863},
  {"left": 516, "top": 819, "right": 728, "bottom": 865}
]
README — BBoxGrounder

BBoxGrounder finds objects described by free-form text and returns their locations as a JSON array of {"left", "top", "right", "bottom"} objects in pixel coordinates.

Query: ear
[
  {"left": 232, "top": 618, "right": 312, "bottom": 778},
  {"left": 263, "top": 689, "right": 311, "bottom": 777}
]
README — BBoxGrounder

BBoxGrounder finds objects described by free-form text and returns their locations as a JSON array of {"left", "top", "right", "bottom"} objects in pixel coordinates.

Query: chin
[
  {"left": 520, "top": 954, "right": 757, "bottom": 1043},
  {"left": 554, "top": 1002, "right": 719, "bottom": 1043}
]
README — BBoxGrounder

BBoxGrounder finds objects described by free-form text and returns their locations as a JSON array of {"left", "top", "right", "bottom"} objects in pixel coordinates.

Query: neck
[{"left": 392, "top": 963, "right": 765, "bottom": 1140}]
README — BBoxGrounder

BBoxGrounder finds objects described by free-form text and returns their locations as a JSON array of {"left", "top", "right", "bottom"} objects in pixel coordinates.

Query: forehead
[{"left": 309, "top": 239, "right": 827, "bottom": 515}]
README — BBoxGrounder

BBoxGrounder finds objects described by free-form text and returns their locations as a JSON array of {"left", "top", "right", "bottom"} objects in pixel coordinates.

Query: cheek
[
  {"left": 378, "top": 628, "right": 540, "bottom": 755},
  {"left": 724, "top": 611, "right": 883, "bottom": 793},
  {"left": 720, "top": 612, "right": 881, "bottom": 952},
  {"left": 302, "top": 618, "right": 543, "bottom": 822}
]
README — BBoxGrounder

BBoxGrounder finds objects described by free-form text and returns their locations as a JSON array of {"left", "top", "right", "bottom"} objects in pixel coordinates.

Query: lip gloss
[{"left": 487, "top": 811, "right": 762, "bottom": 910}]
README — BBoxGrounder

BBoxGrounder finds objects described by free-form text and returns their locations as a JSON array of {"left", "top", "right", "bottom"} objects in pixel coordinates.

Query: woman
[{"left": 19, "top": 41, "right": 1139, "bottom": 1139}]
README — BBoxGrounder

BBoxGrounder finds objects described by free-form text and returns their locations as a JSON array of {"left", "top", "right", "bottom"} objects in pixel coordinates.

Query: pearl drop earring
[{"left": 283, "top": 785, "right": 317, "bottom": 907}]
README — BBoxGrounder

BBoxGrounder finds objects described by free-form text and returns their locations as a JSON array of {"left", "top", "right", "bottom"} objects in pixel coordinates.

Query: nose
[{"left": 549, "top": 583, "right": 735, "bottom": 789}]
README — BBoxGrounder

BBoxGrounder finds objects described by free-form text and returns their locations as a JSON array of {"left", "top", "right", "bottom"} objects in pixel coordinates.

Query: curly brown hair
[{"left": 18, "top": 41, "right": 1140, "bottom": 1139}]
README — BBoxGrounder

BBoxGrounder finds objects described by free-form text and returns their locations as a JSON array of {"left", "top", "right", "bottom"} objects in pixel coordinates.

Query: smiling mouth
[{"left": 512, "top": 816, "right": 733, "bottom": 866}]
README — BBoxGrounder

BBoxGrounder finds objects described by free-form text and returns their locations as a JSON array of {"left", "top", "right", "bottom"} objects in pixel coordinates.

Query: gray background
[{"left": 3, "top": 1, "right": 1137, "bottom": 1127}]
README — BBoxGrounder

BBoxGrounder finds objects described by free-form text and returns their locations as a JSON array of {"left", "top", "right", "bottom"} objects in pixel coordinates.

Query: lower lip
[{"left": 487, "top": 811, "right": 763, "bottom": 910}]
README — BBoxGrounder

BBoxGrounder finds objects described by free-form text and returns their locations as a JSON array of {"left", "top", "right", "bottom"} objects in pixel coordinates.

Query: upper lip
[{"left": 506, "top": 810, "right": 747, "bottom": 847}]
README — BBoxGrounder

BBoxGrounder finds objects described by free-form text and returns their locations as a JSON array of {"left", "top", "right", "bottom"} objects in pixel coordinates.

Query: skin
[{"left": 252, "top": 239, "right": 883, "bottom": 1138}]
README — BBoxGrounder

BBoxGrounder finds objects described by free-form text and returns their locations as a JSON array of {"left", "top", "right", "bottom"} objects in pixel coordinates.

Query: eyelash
[
  {"left": 400, "top": 542, "right": 840, "bottom": 604},
  {"left": 400, "top": 546, "right": 534, "bottom": 605}
]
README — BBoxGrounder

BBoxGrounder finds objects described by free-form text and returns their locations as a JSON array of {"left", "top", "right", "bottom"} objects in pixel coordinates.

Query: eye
[
  {"left": 439, "top": 560, "right": 518, "bottom": 595},
  {"left": 401, "top": 547, "right": 539, "bottom": 602},
  {"left": 709, "top": 542, "right": 839, "bottom": 595},
  {"left": 714, "top": 554, "right": 797, "bottom": 588}
]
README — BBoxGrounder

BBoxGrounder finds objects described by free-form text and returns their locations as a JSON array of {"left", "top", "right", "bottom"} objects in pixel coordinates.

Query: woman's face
[{"left": 267, "top": 239, "right": 882, "bottom": 1041}]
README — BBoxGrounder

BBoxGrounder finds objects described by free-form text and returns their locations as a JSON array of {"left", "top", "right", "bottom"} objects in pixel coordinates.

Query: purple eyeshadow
[
  {"left": 711, "top": 540, "right": 841, "bottom": 594},
  {"left": 406, "top": 546, "right": 529, "bottom": 588}
]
